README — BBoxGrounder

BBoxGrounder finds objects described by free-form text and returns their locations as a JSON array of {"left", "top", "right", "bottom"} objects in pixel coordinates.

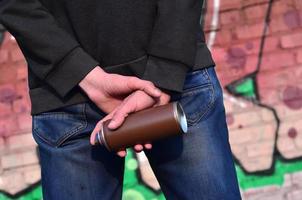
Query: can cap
[{"left": 173, "top": 102, "right": 188, "bottom": 134}]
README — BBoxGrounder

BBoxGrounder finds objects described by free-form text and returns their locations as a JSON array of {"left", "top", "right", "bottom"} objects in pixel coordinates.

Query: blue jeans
[{"left": 32, "top": 66, "right": 241, "bottom": 200}]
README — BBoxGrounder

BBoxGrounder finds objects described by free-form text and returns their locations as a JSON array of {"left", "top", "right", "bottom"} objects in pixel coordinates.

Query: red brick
[
  {"left": 17, "top": 113, "right": 32, "bottom": 132},
  {"left": 213, "top": 29, "right": 233, "bottom": 46},
  {"left": 283, "top": 10, "right": 302, "bottom": 29},
  {"left": 242, "top": 0, "right": 270, "bottom": 7},
  {"left": 0, "top": 136, "right": 5, "bottom": 152},
  {"left": 15, "top": 80, "right": 30, "bottom": 100},
  {"left": 235, "top": 22, "right": 265, "bottom": 39},
  {"left": 261, "top": 51, "right": 296, "bottom": 71},
  {"left": 216, "top": 58, "right": 256, "bottom": 78},
  {"left": 281, "top": 32, "right": 302, "bottom": 48},
  {"left": 218, "top": 76, "right": 239, "bottom": 87},
  {"left": 229, "top": 36, "right": 280, "bottom": 55},
  {"left": 24, "top": 166, "right": 41, "bottom": 185},
  {"left": 1, "top": 150, "right": 39, "bottom": 169},
  {"left": 0, "top": 67, "right": 17, "bottom": 84},
  {"left": 225, "top": 47, "right": 249, "bottom": 68},
  {"left": 6, "top": 133, "right": 36, "bottom": 150},
  {"left": 13, "top": 98, "right": 30, "bottom": 113},
  {"left": 271, "top": 1, "right": 297, "bottom": 17},
  {"left": 297, "top": 50, "right": 302, "bottom": 64},
  {"left": 16, "top": 66, "right": 28, "bottom": 80},
  {"left": 263, "top": 36, "right": 281, "bottom": 52},
  {"left": 219, "top": 0, "right": 241, "bottom": 11},
  {"left": 243, "top": 4, "right": 268, "bottom": 21},
  {"left": 10, "top": 48, "right": 25, "bottom": 62},
  {"left": 0, "top": 102, "right": 11, "bottom": 117},
  {"left": 211, "top": 47, "right": 228, "bottom": 63},
  {"left": 0, "top": 115, "right": 19, "bottom": 137},
  {"left": 0, "top": 49, "right": 9, "bottom": 64},
  {"left": 294, "top": 0, "right": 302, "bottom": 10},
  {"left": 243, "top": 55, "right": 258, "bottom": 73},
  {"left": 257, "top": 67, "right": 297, "bottom": 88},
  {"left": 204, "top": 11, "right": 214, "bottom": 32},
  {"left": 0, "top": 84, "right": 17, "bottom": 103},
  {"left": 220, "top": 10, "right": 242, "bottom": 26},
  {"left": 270, "top": 11, "right": 301, "bottom": 33}
]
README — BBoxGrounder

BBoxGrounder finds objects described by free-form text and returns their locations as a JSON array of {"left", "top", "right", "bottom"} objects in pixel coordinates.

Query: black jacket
[{"left": 0, "top": 0, "right": 215, "bottom": 115}]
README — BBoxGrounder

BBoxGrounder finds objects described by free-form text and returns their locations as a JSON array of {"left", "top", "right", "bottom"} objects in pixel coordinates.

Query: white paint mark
[
  {"left": 207, "top": 0, "right": 220, "bottom": 50},
  {"left": 223, "top": 93, "right": 248, "bottom": 108}
]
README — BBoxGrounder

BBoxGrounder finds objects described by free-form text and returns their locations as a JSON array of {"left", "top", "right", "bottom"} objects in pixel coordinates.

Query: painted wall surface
[{"left": 0, "top": 0, "right": 302, "bottom": 199}]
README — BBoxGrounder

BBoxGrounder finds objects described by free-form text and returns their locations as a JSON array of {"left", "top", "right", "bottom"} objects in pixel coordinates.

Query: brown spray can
[{"left": 94, "top": 101, "right": 187, "bottom": 152}]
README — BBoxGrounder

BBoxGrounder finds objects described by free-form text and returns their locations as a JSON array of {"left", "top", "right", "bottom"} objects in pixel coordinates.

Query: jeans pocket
[
  {"left": 178, "top": 67, "right": 216, "bottom": 126},
  {"left": 32, "top": 103, "right": 88, "bottom": 147}
]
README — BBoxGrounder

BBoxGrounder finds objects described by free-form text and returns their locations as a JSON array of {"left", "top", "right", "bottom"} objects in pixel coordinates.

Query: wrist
[{"left": 78, "top": 65, "right": 106, "bottom": 93}]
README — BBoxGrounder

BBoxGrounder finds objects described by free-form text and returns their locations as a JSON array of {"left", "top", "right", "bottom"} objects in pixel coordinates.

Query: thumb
[
  {"left": 90, "top": 109, "right": 116, "bottom": 145},
  {"left": 108, "top": 100, "right": 136, "bottom": 130}
]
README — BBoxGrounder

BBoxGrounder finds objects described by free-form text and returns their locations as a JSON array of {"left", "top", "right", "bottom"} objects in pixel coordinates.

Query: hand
[
  {"left": 90, "top": 89, "right": 171, "bottom": 157},
  {"left": 78, "top": 66, "right": 162, "bottom": 114}
]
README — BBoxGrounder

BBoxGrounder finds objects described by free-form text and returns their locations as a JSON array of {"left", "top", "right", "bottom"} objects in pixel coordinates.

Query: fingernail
[
  {"left": 154, "top": 88, "right": 161, "bottom": 95},
  {"left": 118, "top": 151, "right": 126, "bottom": 157},
  {"left": 108, "top": 120, "right": 117, "bottom": 128},
  {"left": 90, "top": 133, "right": 95, "bottom": 145}
]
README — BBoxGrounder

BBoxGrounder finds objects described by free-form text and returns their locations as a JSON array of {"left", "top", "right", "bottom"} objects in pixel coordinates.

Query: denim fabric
[{"left": 31, "top": 66, "right": 241, "bottom": 200}]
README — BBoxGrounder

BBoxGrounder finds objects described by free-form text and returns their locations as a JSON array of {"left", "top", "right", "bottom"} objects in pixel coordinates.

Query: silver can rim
[{"left": 173, "top": 101, "right": 188, "bottom": 134}]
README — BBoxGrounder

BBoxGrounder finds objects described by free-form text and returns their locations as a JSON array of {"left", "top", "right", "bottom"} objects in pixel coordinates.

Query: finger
[
  {"left": 134, "top": 144, "right": 143, "bottom": 152},
  {"left": 144, "top": 143, "right": 152, "bottom": 149},
  {"left": 90, "top": 108, "right": 118, "bottom": 145},
  {"left": 127, "top": 77, "right": 161, "bottom": 98},
  {"left": 117, "top": 150, "right": 127, "bottom": 157},
  {"left": 154, "top": 93, "right": 171, "bottom": 107},
  {"left": 108, "top": 90, "right": 157, "bottom": 130},
  {"left": 108, "top": 99, "right": 136, "bottom": 130}
]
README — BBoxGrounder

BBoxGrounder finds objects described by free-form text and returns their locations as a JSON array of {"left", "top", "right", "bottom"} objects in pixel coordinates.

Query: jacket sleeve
[
  {"left": 142, "top": 0, "right": 203, "bottom": 93},
  {"left": 0, "top": 0, "right": 100, "bottom": 98}
]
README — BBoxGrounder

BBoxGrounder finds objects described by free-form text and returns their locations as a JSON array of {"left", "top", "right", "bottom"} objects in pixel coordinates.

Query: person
[{"left": 0, "top": 0, "right": 241, "bottom": 199}]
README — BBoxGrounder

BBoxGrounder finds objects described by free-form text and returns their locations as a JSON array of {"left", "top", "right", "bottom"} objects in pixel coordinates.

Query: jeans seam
[
  {"left": 205, "top": 67, "right": 218, "bottom": 106},
  {"left": 32, "top": 103, "right": 88, "bottom": 147},
  {"left": 186, "top": 68, "right": 217, "bottom": 126},
  {"left": 56, "top": 103, "right": 88, "bottom": 147},
  {"left": 187, "top": 85, "right": 215, "bottom": 125},
  {"left": 203, "top": 67, "right": 211, "bottom": 83},
  {"left": 181, "top": 84, "right": 212, "bottom": 97},
  {"left": 32, "top": 127, "right": 54, "bottom": 147},
  {"left": 199, "top": 67, "right": 218, "bottom": 119},
  {"left": 183, "top": 68, "right": 211, "bottom": 92}
]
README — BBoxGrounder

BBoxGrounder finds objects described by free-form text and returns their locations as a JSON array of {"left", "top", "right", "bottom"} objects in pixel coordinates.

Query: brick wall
[
  {"left": 0, "top": 0, "right": 302, "bottom": 199},
  {"left": 205, "top": 0, "right": 302, "bottom": 199},
  {"left": 0, "top": 32, "right": 40, "bottom": 196}
]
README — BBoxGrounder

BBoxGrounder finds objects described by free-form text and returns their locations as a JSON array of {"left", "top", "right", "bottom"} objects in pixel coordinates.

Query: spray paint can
[{"left": 94, "top": 101, "right": 187, "bottom": 152}]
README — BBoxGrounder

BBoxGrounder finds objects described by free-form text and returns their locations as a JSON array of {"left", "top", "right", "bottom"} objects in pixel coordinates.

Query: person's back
[
  {"left": 0, "top": 0, "right": 241, "bottom": 199},
  {"left": 0, "top": 0, "right": 214, "bottom": 114}
]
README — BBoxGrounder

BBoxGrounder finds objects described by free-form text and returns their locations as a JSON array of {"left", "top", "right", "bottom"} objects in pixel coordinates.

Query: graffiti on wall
[
  {"left": 0, "top": 0, "right": 302, "bottom": 199},
  {"left": 208, "top": 0, "right": 302, "bottom": 198}
]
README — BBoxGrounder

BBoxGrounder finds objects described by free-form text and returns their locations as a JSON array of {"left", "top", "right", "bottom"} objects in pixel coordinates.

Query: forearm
[
  {"left": 142, "top": 0, "right": 204, "bottom": 93},
  {"left": 0, "top": 0, "right": 100, "bottom": 98}
]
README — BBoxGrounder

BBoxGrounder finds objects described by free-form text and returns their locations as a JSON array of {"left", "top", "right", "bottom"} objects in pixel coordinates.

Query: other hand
[
  {"left": 79, "top": 66, "right": 162, "bottom": 113},
  {"left": 90, "top": 89, "right": 171, "bottom": 157}
]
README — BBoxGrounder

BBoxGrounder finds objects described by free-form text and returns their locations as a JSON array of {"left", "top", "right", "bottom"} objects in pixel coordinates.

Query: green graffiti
[
  {"left": 3, "top": 151, "right": 302, "bottom": 199},
  {"left": 0, "top": 186, "right": 42, "bottom": 200},
  {"left": 234, "top": 78, "right": 255, "bottom": 98},
  {"left": 123, "top": 150, "right": 165, "bottom": 200},
  {"left": 236, "top": 158, "right": 302, "bottom": 190},
  {"left": 226, "top": 76, "right": 257, "bottom": 101}
]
